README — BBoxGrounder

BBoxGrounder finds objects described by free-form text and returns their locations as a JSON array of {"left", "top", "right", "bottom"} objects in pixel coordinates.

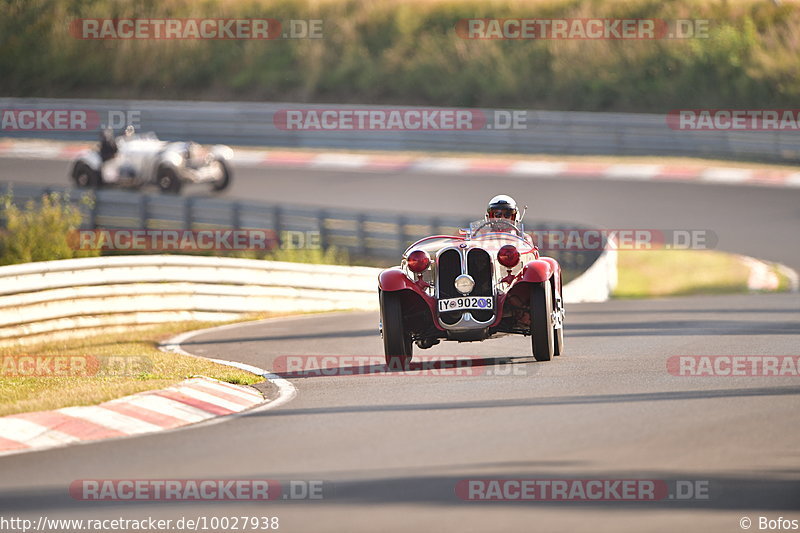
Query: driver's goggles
[{"left": 489, "top": 209, "right": 514, "bottom": 219}]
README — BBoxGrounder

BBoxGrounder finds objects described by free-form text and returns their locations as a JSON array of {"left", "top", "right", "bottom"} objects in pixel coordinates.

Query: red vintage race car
[{"left": 378, "top": 217, "right": 565, "bottom": 368}]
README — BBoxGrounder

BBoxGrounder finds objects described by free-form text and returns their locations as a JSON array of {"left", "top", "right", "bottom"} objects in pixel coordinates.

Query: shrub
[
  {"left": 0, "top": 189, "right": 100, "bottom": 265},
  {"left": 1, "top": 0, "right": 797, "bottom": 112}
]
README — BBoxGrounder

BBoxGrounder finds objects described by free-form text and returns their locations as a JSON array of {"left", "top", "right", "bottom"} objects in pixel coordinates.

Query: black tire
[
  {"left": 157, "top": 167, "right": 182, "bottom": 194},
  {"left": 211, "top": 160, "right": 232, "bottom": 192},
  {"left": 380, "top": 290, "right": 412, "bottom": 370},
  {"left": 531, "top": 280, "right": 555, "bottom": 362},
  {"left": 72, "top": 162, "right": 100, "bottom": 188}
]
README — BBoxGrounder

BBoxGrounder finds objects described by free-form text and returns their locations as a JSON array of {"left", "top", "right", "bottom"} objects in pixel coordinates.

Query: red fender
[
  {"left": 378, "top": 268, "right": 445, "bottom": 331},
  {"left": 520, "top": 259, "right": 553, "bottom": 283},
  {"left": 539, "top": 257, "right": 560, "bottom": 276},
  {"left": 379, "top": 268, "right": 418, "bottom": 292}
]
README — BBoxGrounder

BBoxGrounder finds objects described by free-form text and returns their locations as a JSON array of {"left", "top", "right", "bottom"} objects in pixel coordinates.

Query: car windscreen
[{"left": 468, "top": 219, "right": 526, "bottom": 239}]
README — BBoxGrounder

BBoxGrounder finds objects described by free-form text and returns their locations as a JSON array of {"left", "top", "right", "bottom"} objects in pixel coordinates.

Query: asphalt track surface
[{"left": 0, "top": 157, "right": 799, "bottom": 532}]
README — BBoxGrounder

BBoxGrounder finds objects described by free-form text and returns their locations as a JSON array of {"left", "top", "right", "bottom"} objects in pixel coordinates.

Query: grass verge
[
  {"left": 0, "top": 314, "right": 287, "bottom": 417},
  {"left": 772, "top": 264, "right": 794, "bottom": 292},
  {"left": 613, "top": 249, "right": 755, "bottom": 298}
]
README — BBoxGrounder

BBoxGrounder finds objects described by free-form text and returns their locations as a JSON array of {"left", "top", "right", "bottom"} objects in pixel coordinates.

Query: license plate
[{"left": 438, "top": 296, "right": 493, "bottom": 313}]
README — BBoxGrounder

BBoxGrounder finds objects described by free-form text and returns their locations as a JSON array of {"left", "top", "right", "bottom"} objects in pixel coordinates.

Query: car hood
[{"left": 405, "top": 232, "right": 535, "bottom": 257}]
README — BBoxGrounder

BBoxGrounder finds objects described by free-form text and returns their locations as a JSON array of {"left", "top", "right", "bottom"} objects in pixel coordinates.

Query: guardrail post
[
  {"left": 89, "top": 191, "right": 99, "bottom": 229},
  {"left": 139, "top": 194, "right": 149, "bottom": 229},
  {"left": 356, "top": 213, "right": 366, "bottom": 255},
  {"left": 317, "top": 210, "right": 328, "bottom": 250},
  {"left": 184, "top": 197, "right": 194, "bottom": 229},
  {"left": 397, "top": 215, "right": 408, "bottom": 254},
  {"left": 231, "top": 201, "right": 241, "bottom": 230},
  {"left": 273, "top": 206, "right": 282, "bottom": 248},
  {"left": 430, "top": 217, "right": 441, "bottom": 236}
]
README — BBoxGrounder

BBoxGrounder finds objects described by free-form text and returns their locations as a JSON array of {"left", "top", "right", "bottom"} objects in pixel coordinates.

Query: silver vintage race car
[
  {"left": 378, "top": 205, "right": 566, "bottom": 369},
  {"left": 70, "top": 128, "right": 233, "bottom": 194}
]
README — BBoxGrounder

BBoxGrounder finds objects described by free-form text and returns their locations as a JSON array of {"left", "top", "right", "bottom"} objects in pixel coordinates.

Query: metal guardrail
[
  {"left": 0, "top": 255, "right": 380, "bottom": 346},
  {"left": 1, "top": 98, "right": 797, "bottom": 162},
  {"left": 1, "top": 182, "right": 602, "bottom": 273}
]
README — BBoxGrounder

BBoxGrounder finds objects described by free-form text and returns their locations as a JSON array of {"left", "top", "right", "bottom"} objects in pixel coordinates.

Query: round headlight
[
  {"left": 454, "top": 274, "right": 475, "bottom": 295},
  {"left": 498, "top": 244, "right": 520, "bottom": 268},
  {"left": 407, "top": 250, "right": 430, "bottom": 273}
]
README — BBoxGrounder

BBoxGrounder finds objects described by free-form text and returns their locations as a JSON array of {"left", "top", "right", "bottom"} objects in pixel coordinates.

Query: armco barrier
[
  {"left": 562, "top": 248, "right": 617, "bottom": 304},
  {"left": 0, "top": 255, "right": 380, "bottom": 346},
  {"left": 0, "top": 250, "right": 614, "bottom": 347},
  {"left": 1, "top": 98, "right": 796, "bottom": 162},
  {"left": 1, "top": 181, "right": 603, "bottom": 274}
]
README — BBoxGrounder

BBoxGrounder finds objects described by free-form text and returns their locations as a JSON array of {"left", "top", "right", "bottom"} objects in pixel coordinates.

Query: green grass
[
  {"left": 0, "top": 319, "right": 269, "bottom": 417},
  {"left": 236, "top": 245, "right": 351, "bottom": 265},
  {"left": 2, "top": 0, "right": 798, "bottom": 112},
  {"left": 771, "top": 264, "right": 793, "bottom": 292},
  {"left": 0, "top": 189, "right": 101, "bottom": 266},
  {"left": 613, "top": 249, "right": 753, "bottom": 298}
]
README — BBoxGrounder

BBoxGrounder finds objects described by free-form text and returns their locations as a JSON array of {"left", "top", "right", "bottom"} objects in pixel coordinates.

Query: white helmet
[{"left": 486, "top": 195, "right": 518, "bottom": 221}]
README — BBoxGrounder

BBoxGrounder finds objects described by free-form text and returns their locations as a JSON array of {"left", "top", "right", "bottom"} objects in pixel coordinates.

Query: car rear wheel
[
  {"left": 73, "top": 162, "right": 100, "bottom": 188},
  {"left": 380, "top": 290, "right": 412, "bottom": 370},
  {"left": 157, "top": 167, "right": 182, "bottom": 194},
  {"left": 531, "top": 280, "right": 555, "bottom": 361},
  {"left": 211, "top": 160, "right": 231, "bottom": 192}
]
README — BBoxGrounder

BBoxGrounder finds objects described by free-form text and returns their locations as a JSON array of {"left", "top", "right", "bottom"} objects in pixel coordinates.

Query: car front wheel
[
  {"left": 530, "top": 280, "right": 555, "bottom": 361},
  {"left": 157, "top": 167, "right": 182, "bottom": 194},
  {"left": 380, "top": 290, "right": 412, "bottom": 370},
  {"left": 211, "top": 160, "right": 231, "bottom": 192},
  {"left": 73, "top": 162, "right": 100, "bottom": 188}
]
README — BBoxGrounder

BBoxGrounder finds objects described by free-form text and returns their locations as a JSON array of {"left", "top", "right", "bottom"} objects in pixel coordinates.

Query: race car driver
[
  {"left": 99, "top": 127, "right": 118, "bottom": 162},
  {"left": 485, "top": 194, "right": 518, "bottom": 222}
]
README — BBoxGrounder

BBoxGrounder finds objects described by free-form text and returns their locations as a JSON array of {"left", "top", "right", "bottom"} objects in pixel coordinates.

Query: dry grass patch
[
  {"left": 0, "top": 315, "right": 284, "bottom": 417},
  {"left": 613, "top": 249, "right": 752, "bottom": 298}
]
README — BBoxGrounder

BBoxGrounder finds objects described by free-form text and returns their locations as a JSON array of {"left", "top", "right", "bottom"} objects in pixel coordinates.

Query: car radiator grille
[
  {"left": 467, "top": 249, "right": 494, "bottom": 322},
  {"left": 437, "top": 248, "right": 495, "bottom": 325},
  {"left": 438, "top": 249, "right": 462, "bottom": 325}
]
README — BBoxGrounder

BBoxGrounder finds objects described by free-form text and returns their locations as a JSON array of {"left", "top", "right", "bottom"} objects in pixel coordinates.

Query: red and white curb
[
  {"left": 0, "top": 318, "right": 301, "bottom": 457},
  {"left": 2, "top": 139, "right": 799, "bottom": 188},
  {"left": 0, "top": 377, "right": 263, "bottom": 456}
]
